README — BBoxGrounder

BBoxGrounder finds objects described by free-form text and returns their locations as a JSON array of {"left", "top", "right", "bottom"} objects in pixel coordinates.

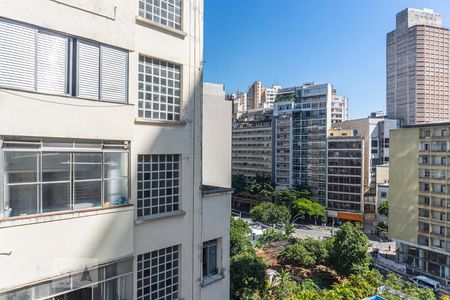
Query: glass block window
[
  {"left": 139, "top": 0, "right": 182, "bottom": 30},
  {"left": 137, "top": 245, "right": 180, "bottom": 300},
  {"left": 137, "top": 154, "right": 180, "bottom": 218},
  {"left": 138, "top": 55, "right": 181, "bottom": 121}
]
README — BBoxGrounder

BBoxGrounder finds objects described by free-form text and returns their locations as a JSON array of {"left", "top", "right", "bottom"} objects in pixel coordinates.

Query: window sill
[
  {"left": 134, "top": 118, "right": 186, "bottom": 127},
  {"left": 135, "top": 210, "right": 186, "bottom": 224},
  {"left": 201, "top": 274, "right": 225, "bottom": 287},
  {"left": 0, "top": 204, "right": 134, "bottom": 228},
  {"left": 135, "top": 16, "right": 187, "bottom": 39}
]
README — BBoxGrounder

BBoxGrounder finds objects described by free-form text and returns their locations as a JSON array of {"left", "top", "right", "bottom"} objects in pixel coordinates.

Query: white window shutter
[
  {"left": 77, "top": 40, "right": 99, "bottom": 99},
  {"left": 37, "top": 31, "right": 68, "bottom": 94},
  {"left": 100, "top": 46, "right": 128, "bottom": 102},
  {"left": 0, "top": 19, "right": 36, "bottom": 90}
]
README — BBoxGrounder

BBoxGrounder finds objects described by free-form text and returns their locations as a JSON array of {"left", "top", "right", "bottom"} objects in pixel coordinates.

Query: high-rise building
[
  {"left": 275, "top": 83, "right": 348, "bottom": 204},
  {"left": 0, "top": 1, "right": 232, "bottom": 299},
  {"left": 390, "top": 123, "right": 450, "bottom": 287},
  {"left": 387, "top": 8, "right": 450, "bottom": 125},
  {"left": 331, "top": 95, "right": 349, "bottom": 123},
  {"left": 327, "top": 129, "right": 365, "bottom": 224},
  {"left": 272, "top": 102, "right": 294, "bottom": 188},
  {"left": 262, "top": 85, "right": 282, "bottom": 109},
  {"left": 247, "top": 81, "right": 264, "bottom": 110},
  {"left": 232, "top": 109, "right": 273, "bottom": 182},
  {"left": 328, "top": 115, "right": 399, "bottom": 227}
]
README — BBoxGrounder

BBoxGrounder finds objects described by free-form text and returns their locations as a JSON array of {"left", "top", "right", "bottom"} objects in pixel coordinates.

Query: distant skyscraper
[
  {"left": 247, "top": 81, "right": 264, "bottom": 110},
  {"left": 387, "top": 8, "right": 450, "bottom": 125}
]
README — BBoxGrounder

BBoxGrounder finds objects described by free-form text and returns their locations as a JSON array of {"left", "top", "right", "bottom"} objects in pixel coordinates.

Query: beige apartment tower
[
  {"left": 390, "top": 123, "right": 450, "bottom": 287},
  {"left": 387, "top": 8, "right": 450, "bottom": 125}
]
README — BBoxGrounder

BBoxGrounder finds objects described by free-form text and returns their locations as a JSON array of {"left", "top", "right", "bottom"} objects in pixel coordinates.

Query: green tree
[
  {"left": 328, "top": 222, "right": 371, "bottom": 276},
  {"left": 250, "top": 202, "right": 291, "bottom": 226},
  {"left": 275, "top": 188, "right": 311, "bottom": 209},
  {"left": 283, "top": 223, "right": 296, "bottom": 239},
  {"left": 249, "top": 176, "right": 275, "bottom": 197},
  {"left": 379, "top": 200, "right": 389, "bottom": 217},
  {"left": 309, "top": 202, "right": 326, "bottom": 225},
  {"left": 293, "top": 198, "right": 313, "bottom": 217},
  {"left": 278, "top": 243, "right": 316, "bottom": 268},
  {"left": 230, "top": 218, "right": 254, "bottom": 257},
  {"left": 298, "top": 237, "right": 329, "bottom": 265},
  {"left": 271, "top": 269, "right": 300, "bottom": 300},
  {"left": 258, "top": 228, "right": 285, "bottom": 248},
  {"left": 230, "top": 252, "right": 267, "bottom": 300},
  {"left": 232, "top": 174, "right": 246, "bottom": 194}
]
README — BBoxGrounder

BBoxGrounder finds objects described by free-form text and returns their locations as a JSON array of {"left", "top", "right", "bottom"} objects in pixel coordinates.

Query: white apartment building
[
  {"left": 262, "top": 85, "right": 281, "bottom": 109},
  {"left": 274, "top": 83, "right": 348, "bottom": 204},
  {"left": 0, "top": 1, "right": 231, "bottom": 300}
]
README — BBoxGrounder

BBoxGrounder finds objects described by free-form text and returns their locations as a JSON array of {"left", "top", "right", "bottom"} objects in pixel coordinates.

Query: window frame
[
  {"left": 202, "top": 239, "right": 221, "bottom": 280},
  {"left": 138, "top": 54, "right": 182, "bottom": 122},
  {"left": 136, "top": 154, "right": 181, "bottom": 219},
  {"left": 138, "top": 0, "right": 183, "bottom": 31},
  {"left": 0, "top": 17, "right": 129, "bottom": 104},
  {"left": 1, "top": 139, "right": 130, "bottom": 220},
  {"left": 137, "top": 245, "right": 181, "bottom": 300}
]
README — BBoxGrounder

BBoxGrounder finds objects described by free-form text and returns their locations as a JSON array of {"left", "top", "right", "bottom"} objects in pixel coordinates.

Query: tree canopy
[
  {"left": 328, "top": 222, "right": 371, "bottom": 276},
  {"left": 230, "top": 218, "right": 254, "bottom": 257},
  {"left": 275, "top": 188, "right": 310, "bottom": 208},
  {"left": 249, "top": 176, "right": 275, "bottom": 197},
  {"left": 230, "top": 252, "right": 267, "bottom": 300},
  {"left": 278, "top": 243, "right": 316, "bottom": 268},
  {"left": 232, "top": 174, "right": 246, "bottom": 194},
  {"left": 250, "top": 202, "right": 291, "bottom": 226},
  {"left": 379, "top": 200, "right": 389, "bottom": 217}
]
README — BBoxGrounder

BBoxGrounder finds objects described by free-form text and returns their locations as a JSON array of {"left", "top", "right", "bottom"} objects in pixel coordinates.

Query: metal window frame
[
  {"left": 202, "top": 239, "right": 219, "bottom": 277},
  {"left": 136, "top": 154, "right": 181, "bottom": 218},
  {"left": 137, "top": 244, "right": 180, "bottom": 300},
  {"left": 1, "top": 139, "right": 130, "bottom": 219},
  {"left": 138, "top": 55, "right": 182, "bottom": 121},
  {"left": 138, "top": 0, "right": 183, "bottom": 30}
]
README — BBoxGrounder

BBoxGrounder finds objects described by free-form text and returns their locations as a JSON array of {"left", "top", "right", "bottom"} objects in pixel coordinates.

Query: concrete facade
[
  {"left": 390, "top": 124, "right": 450, "bottom": 286},
  {"left": 387, "top": 8, "right": 450, "bottom": 125},
  {"left": 326, "top": 130, "right": 365, "bottom": 224},
  {"left": 276, "top": 83, "right": 348, "bottom": 204},
  {"left": 0, "top": 1, "right": 231, "bottom": 299}
]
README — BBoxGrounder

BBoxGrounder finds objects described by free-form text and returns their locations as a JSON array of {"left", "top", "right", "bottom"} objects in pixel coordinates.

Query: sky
[{"left": 203, "top": 0, "right": 450, "bottom": 119}]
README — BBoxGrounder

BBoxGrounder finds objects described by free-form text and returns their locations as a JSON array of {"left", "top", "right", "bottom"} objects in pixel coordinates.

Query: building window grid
[
  {"left": 2, "top": 144, "right": 129, "bottom": 218},
  {"left": 137, "top": 154, "right": 180, "bottom": 218},
  {"left": 138, "top": 56, "right": 181, "bottom": 121},
  {"left": 139, "top": 0, "right": 182, "bottom": 30},
  {"left": 137, "top": 245, "right": 180, "bottom": 300}
]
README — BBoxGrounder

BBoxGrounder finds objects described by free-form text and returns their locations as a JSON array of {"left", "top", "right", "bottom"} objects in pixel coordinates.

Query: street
[{"left": 292, "top": 223, "right": 396, "bottom": 256}]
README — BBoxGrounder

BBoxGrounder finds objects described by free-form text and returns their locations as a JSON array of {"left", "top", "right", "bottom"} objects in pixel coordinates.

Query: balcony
[{"left": 0, "top": 205, "right": 134, "bottom": 291}]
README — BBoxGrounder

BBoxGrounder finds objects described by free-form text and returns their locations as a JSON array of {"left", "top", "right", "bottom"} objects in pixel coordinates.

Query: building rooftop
[{"left": 402, "top": 121, "right": 450, "bottom": 129}]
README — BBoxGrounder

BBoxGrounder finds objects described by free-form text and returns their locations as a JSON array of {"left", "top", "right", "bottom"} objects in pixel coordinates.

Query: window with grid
[
  {"left": 137, "top": 245, "right": 180, "bottom": 300},
  {"left": 138, "top": 0, "right": 182, "bottom": 30},
  {"left": 137, "top": 154, "right": 180, "bottom": 218},
  {"left": 2, "top": 140, "right": 129, "bottom": 218},
  {"left": 138, "top": 55, "right": 181, "bottom": 121}
]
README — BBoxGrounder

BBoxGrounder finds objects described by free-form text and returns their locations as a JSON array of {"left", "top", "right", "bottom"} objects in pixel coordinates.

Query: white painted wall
[
  {"left": 0, "top": 1, "right": 230, "bottom": 299},
  {"left": 0, "top": 207, "right": 134, "bottom": 291},
  {"left": 201, "top": 192, "right": 231, "bottom": 300},
  {"left": 202, "top": 83, "right": 232, "bottom": 188}
]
